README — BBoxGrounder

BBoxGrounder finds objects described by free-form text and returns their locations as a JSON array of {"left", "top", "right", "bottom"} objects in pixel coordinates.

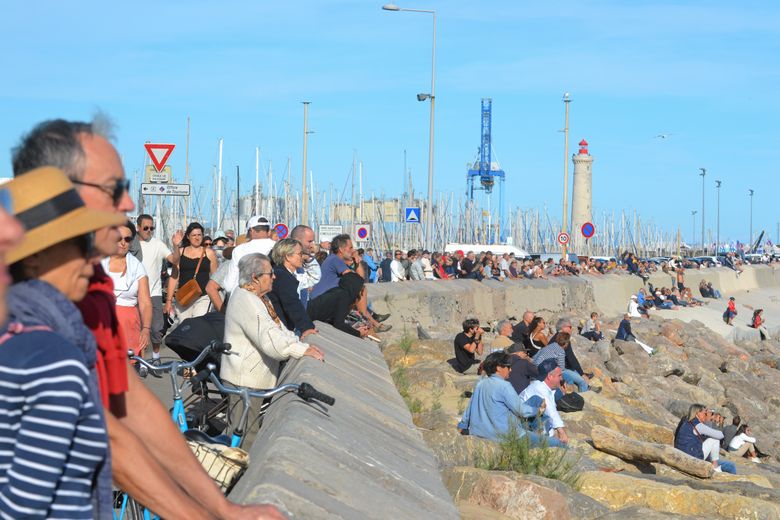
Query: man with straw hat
[
  {"left": 12, "top": 118, "right": 285, "bottom": 520},
  {"left": 0, "top": 166, "right": 125, "bottom": 518}
]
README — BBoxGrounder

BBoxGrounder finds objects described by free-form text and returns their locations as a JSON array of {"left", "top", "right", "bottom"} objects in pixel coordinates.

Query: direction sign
[
  {"left": 581, "top": 222, "right": 595, "bottom": 239},
  {"left": 318, "top": 224, "right": 343, "bottom": 243},
  {"left": 145, "top": 164, "right": 172, "bottom": 183},
  {"left": 557, "top": 232, "right": 570, "bottom": 245},
  {"left": 141, "top": 183, "right": 190, "bottom": 196},
  {"left": 144, "top": 143, "right": 175, "bottom": 172},
  {"left": 274, "top": 223, "right": 289, "bottom": 239},
  {"left": 354, "top": 224, "right": 371, "bottom": 241},
  {"left": 405, "top": 207, "right": 421, "bottom": 223}
]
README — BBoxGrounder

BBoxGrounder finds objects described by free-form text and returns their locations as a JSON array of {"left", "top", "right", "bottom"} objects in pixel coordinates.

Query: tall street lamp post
[
  {"left": 691, "top": 210, "right": 697, "bottom": 248},
  {"left": 382, "top": 3, "right": 436, "bottom": 250},
  {"left": 715, "top": 180, "right": 721, "bottom": 255},
  {"left": 301, "top": 101, "right": 311, "bottom": 227},
  {"left": 748, "top": 189, "right": 754, "bottom": 247},
  {"left": 699, "top": 167, "right": 706, "bottom": 254},
  {"left": 562, "top": 92, "right": 572, "bottom": 257}
]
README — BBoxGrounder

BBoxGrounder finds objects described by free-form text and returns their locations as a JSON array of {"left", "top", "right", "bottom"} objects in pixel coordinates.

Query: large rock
[
  {"left": 442, "top": 466, "right": 608, "bottom": 520},
  {"left": 578, "top": 471, "right": 780, "bottom": 518}
]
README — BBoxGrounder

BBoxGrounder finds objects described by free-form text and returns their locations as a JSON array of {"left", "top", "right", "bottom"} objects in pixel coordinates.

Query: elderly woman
[
  {"left": 268, "top": 238, "right": 316, "bottom": 337},
  {"left": 221, "top": 253, "right": 324, "bottom": 390},
  {"left": 101, "top": 220, "right": 152, "bottom": 356},
  {"left": 0, "top": 167, "right": 125, "bottom": 518}
]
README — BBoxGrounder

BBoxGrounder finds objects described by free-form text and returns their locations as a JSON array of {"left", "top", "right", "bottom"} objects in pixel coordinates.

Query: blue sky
[{"left": 1, "top": 0, "right": 778, "bottom": 243}]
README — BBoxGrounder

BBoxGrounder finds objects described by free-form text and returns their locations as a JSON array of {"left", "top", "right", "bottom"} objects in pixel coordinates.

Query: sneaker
[
  {"left": 714, "top": 465, "right": 723, "bottom": 473},
  {"left": 372, "top": 312, "right": 391, "bottom": 323},
  {"left": 149, "top": 358, "right": 162, "bottom": 378},
  {"left": 375, "top": 323, "right": 392, "bottom": 333},
  {"left": 751, "top": 457, "right": 762, "bottom": 463}
]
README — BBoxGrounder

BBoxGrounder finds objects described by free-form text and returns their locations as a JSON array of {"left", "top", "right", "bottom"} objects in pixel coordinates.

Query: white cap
[
  {"left": 246, "top": 215, "right": 270, "bottom": 228},
  {"left": 630, "top": 295, "right": 638, "bottom": 300}
]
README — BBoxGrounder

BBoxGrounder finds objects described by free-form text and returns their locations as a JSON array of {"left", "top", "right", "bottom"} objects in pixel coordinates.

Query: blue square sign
[{"left": 405, "top": 207, "right": 421, "bottom": 223}]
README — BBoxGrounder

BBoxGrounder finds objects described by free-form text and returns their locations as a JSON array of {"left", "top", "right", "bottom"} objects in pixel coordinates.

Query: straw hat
[{"left": 4, "top": 166, "right": 127, "bottom": 264}]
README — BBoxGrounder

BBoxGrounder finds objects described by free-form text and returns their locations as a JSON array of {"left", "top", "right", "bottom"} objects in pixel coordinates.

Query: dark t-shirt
[
  {"left": 379, "top": 258, "right": 393, "bottom": 282},
  {"left": 507, "top": 356, "right": 539, "bottom": 394},
  {"left": 452, "top": 332, "right": 478, "bottom": 373},
  {"left": 511, "top": 321, "right": 530, "bottom": 347}
]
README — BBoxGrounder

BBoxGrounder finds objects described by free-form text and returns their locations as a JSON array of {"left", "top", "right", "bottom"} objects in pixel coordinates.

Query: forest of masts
[{"left": 135, "top": 154, "right": 685, "bottom": 258}]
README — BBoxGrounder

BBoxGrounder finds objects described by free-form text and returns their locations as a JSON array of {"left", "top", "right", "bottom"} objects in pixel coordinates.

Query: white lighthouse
[{"left": 570, "top": 139, "right": 593, "bottom": 253}]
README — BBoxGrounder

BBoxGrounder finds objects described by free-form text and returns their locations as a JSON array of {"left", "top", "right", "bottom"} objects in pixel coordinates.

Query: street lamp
[
  {"left": 301, "top": 101, "right": 311, "bottom": 226},
  {"left": 382, "top": 3, "right": 437, "bottom": 250},
  {"left": 715, "top": 180, "right": 721, "bottom": 255},
  {"left": 699, "top": 168, "right": 706, "bottom": 254},
  {"left": 562, "top": 92, "right": 572, "bottom": 254},
  {"left": 748, "top": 189, "right": 754, "bottom": 247},
  {"left": 691, "top": 210, "right": 697, "bottom": 248}
]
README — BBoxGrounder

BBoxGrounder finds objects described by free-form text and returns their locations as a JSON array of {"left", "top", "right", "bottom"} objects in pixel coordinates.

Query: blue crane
[{"left": 467, "top": 98, "right": 506, "bottom": 243}]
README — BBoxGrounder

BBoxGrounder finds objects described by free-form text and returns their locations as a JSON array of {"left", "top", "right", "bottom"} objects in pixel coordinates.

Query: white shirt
[
  {"left": 729, "top": 432, "right": 756, "bottom": 450},
  {"left": 519, "top": 379, "right": 564, "bottom": 433},
  {"left": 101, "top": 254, "right": 148, "bottom": 307},
  {"left": 296, "top": 257, "right": 322, "bottom": 290},
  {"left": 499, "top": 258, "right": 511, "bottom": 276},
  {"left": 627, "top": 299, "right": 642, "bottom": 318},
  {"left": 223, "top": 238, "right": 276, "bottom": 293},
  {"left": 421, "top": 257, "right": 435, "bottom": 280},
  {"left": 390, "top": 259, "right": 405, "bottom": 282},
  {"left": 139, "top": 237, "right": 172, "bottom": 297}
]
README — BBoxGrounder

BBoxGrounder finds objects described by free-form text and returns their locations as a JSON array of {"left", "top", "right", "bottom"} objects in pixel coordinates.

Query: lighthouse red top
[{"left": 578, "top": 139, "right": 589, "bottom": 155}]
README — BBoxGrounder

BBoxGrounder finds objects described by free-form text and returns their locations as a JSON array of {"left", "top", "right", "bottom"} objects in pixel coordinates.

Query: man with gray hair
[
  {"left": 12, "top": 118, "right": 284, "bottom": 520},
  {"left": 291, "top": 224, "right": 320, "bottom": 308},
  {"left": 492, "top": 319, "right": 515, "bottom": 349}
]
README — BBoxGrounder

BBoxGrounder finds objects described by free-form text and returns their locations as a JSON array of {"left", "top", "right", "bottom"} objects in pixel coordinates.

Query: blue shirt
[
  {"left": 364, "top": 255, "right": 378, "bottom": 283},
  {"left": 310, "top": 254, "right": 350, "bottom": 300},
  {"left": 457, "top": 375, "right": 540, "bottom": 440}
]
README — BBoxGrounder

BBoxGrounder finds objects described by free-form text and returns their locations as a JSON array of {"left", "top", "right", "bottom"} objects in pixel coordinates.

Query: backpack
[
  {"left": 556, "top": 392, "right": 585, "bottom": 413},
  {"left": 165, "top": 312, "right": 225, "bottom": 369}
]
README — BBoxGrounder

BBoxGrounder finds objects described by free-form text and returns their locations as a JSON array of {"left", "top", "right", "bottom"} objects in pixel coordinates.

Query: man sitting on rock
[
  {"left": 673, "top": 404, "right": 736, "bottom": 474},
  {"left": 580, "top": 312, "right": 604, "bottom": 341},
  {"left": 491, "top": 320, "right": 515, "bottom": 349},
  {"left": 511, "top": 311, "right": 535, "bottom": 352},
  {"left": 519, "top": 358, "right": 569, "bottom": 445},
  {"left": 449, "top": 318, "right": 484, "bottom": 374},
  {"left": 616, "top": 313, "right": 636, "bottom": 342},
  {"left": 457, "top": 352, "right": 560, "bottom": 447},
  {"left": 532, "top": 331, "right": 590, "bottom": 394}
]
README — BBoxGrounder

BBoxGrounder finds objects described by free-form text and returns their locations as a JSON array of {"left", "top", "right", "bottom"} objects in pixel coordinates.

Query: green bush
[
  {"left": 392, "top": 366, "right": 424, "bottom": 414},
  {"left": 474, "top": 425, "right": 581, "bottom": 489}
]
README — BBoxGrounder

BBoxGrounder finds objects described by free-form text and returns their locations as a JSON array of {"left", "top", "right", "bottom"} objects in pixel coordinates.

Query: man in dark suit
[{"left": 268, "top": 238, "right": 317, "bottom": 337}]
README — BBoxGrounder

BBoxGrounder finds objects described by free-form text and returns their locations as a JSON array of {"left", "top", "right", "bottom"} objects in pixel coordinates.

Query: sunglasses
[
  {"left": 72, "top": 178, "right": 130, "bottom": 206},
  {"left": 119, "top": 236, "right": 133, "bottom": 243},
  {"left": 0, "top": 188, "right": 12, "bottom": 214},
  {"left": 142, "top": 226, "right": 155, "bottom": 232},
  {"left": 204, "top": 241, "right": 213, "bottom": 246}
]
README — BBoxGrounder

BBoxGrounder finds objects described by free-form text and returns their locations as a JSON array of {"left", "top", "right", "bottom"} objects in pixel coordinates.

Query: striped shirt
[
  {"left": 532, "top": 342, "right": 566, "bottom": 370},
  {"left": 0, "top": 330, "right": 108, "bottom": 519}
]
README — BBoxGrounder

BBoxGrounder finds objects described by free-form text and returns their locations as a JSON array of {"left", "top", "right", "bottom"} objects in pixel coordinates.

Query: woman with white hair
[{"left": 220, "top": 253, "right": 324, "bottom": 391}]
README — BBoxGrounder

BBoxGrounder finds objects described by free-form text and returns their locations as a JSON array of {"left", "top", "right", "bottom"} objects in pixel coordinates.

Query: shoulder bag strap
[{"left": 191, "top": 248, "right": 206, "bottom": 280}]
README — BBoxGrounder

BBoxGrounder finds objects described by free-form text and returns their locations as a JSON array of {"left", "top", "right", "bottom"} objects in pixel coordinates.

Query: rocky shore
[{"left": 380, "top": 282, "right": 780, "bottom": 518}]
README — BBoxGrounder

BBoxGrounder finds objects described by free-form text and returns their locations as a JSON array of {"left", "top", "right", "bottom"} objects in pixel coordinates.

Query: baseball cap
[
  {"left": 247, "top": 215, "right": 270, "bottom": 228},
  {"left": 630, "top": 295, "right": 638, "bottom": 300},
  {"left": 537, "top": 358, "right": 559, "bottom": 380}
]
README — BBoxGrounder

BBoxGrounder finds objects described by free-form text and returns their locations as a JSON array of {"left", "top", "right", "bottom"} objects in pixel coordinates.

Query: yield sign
[{"left": 144, "top": 143, "right": 175, "bottom": 172}]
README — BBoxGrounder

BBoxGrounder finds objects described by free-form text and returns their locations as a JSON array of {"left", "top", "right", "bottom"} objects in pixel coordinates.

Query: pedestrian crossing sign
[{"left": 405, "top": 207, "right": 421, "bottom": 223}]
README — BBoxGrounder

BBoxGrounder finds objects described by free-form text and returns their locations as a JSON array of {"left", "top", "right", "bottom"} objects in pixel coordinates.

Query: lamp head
[
  {"left": 749, "top": 189, "right": 754, "bottom": 196},
  {"left": 716, "top": 180, "right": 721, "bottom": 187},
  {"left": 382, "top": 3, "right": 401, "bottom": 11},
  {"left": 417, "top": 93, "right": 431, "bottom": 101},
  {"left": 562, "top": 92, "right": 572, "bottom": 102}
]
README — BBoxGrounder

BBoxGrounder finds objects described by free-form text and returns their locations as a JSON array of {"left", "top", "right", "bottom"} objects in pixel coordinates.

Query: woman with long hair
[
  {"left": 528, "top": 316, "right": 550, "bottom": 352},
  {"left": 101, "top": 221, "right": 152, "bottom": 356},
  {"left": 165, "top": 222, "right": 218, "bottom": 323}
]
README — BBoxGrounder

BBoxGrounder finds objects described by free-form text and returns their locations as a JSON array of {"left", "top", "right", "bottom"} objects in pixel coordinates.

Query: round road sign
[
  {"left": 356, "top": 225, "right": 370, "bottom": 240},
  {"left": 557, "top": 232, "right": 570, "bottom": 245},
  {"left": 274, "top": 223, "right": 289, "bottom": 239},
  {"left": 581, "top": 222, "right": 595, "bottom": 239}
]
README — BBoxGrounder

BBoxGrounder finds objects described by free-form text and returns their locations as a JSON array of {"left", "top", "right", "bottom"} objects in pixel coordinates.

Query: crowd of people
[{"left": 452, "top": 307, "right": 767, "bottom": 473}]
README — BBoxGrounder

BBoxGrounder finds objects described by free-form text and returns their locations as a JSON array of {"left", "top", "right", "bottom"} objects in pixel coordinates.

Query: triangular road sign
[{"left": 144, "top": 143, "right": 176, "bottom": 172}]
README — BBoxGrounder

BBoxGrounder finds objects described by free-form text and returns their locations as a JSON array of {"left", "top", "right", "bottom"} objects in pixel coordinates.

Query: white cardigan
[{"left": 220, "top": 287, "right": 309, "bottom": 389}]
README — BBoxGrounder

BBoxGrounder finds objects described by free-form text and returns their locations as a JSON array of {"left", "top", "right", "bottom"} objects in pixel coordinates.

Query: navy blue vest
[{"left": 674, "top": 417, "right": 704, "bottom": 459}]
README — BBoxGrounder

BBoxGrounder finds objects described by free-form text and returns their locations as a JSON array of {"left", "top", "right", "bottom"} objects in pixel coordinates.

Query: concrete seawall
[
  {"left": 229, "top": 322, "right": 459, "bottom": 519},
  {"left": 367, "top": 265, "right": 780, "bottom": 341}
]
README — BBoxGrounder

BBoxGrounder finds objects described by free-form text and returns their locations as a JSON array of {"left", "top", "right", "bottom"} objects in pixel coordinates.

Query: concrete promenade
[{"left": 228, "top": 321, "right": 460, "bottom": 519}]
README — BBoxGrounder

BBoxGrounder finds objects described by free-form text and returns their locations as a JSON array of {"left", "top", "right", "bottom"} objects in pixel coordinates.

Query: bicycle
[
  {"left": 187, "top": 363, "right": 336, "bottom": 449},
  {"left": 113, "top": 341, "right": 232, "bottom": 520}
]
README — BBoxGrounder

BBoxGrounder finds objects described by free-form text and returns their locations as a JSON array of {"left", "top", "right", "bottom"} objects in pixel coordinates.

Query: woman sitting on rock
[
  {"left": 728, "top": 423, "right": 761, "bottom": 462},
  {"left": 751, "top": 309, "right": 771, "bottom": 340},
  {"left": 528, "top": 316, "right": 550, "bottom": 352}
]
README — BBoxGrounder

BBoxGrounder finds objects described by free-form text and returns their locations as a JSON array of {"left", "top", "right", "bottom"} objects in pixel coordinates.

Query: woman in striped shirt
[{"left": 0, "top": 167, "right": 125, "bottom": 519}]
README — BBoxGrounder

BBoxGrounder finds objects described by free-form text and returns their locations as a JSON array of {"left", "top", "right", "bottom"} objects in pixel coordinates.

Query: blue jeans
[
  {"left": 563, "top": 369, "right": 589, "bottom": 392},
  {"left": 525, "top": 430, "right": 565, "bottom": 448},
  {"left": 718, "top": 460, "right": 736, "bottom": 474}
]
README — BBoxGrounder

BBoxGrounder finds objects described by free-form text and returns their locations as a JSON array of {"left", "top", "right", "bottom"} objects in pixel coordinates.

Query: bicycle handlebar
[
  {"left": 130, "top": 341, "right": 233, "bottom": 375},
  {"left": 196, "top": 363, "right": 336, "bottom": 406}
]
